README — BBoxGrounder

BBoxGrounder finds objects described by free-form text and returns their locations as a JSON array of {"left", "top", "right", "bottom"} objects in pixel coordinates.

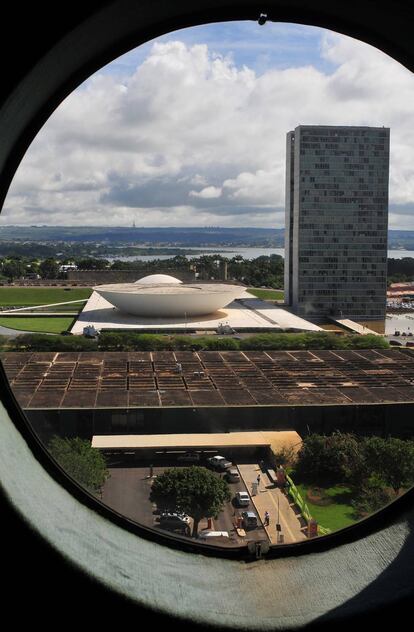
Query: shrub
[
  {"left": 201, "top": 336, "right": 239, "bottom": 350},
  {"left": 351, "top": 475, "right": 395, "bottom": 518},
  {"left": 0, "top": 330, "right": 390, "bottom": 353},
  {"left": 7, "top": 333, "right": 98, "bottom": 351}
]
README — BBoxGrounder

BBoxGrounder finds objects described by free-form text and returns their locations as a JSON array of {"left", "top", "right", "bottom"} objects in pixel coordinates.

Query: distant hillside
[
  {"left": 0, "top": 225, "right": 414, "bottom": 249},
  {"left": 0, "top": 226, "right": 284, "bottom": 246}
]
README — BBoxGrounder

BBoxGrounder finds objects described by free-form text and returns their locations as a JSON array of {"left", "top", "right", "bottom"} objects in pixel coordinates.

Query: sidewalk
[{"left": 238, "top": 463, "right": 307, "bottom": 544}]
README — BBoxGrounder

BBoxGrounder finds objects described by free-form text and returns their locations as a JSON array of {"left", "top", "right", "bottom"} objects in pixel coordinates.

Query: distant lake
[{"left": 104, "top": 247, "right": 414, "bottom": 262}]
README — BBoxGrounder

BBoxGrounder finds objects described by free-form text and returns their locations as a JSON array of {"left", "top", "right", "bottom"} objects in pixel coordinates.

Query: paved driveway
[{"left": 101, "top": 463, "right": 268, "bottom": 547}]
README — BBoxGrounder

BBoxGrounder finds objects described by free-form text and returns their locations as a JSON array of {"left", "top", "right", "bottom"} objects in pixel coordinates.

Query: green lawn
[
  {"left": 295, "top": 483, "right": 357, "bottom": 533},
  {"left": 25, "top": 304, "right": 83, "bottom": 314},
  {"left": 0, "top": 316, "right": 75, "bottom": 333},
  {"left": 0, "top": 287, "right": 92, "bottom": 306},
  {"left": 247, "top": 288, "right": 284, "bottom": 301}
]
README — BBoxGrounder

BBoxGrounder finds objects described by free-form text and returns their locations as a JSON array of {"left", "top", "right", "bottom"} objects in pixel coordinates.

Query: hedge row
[{"left": 0, "top": 331, "right": 390, "bottom": 352}]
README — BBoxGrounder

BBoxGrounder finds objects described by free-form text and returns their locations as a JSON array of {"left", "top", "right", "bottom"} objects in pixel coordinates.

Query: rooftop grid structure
[{"left": 3, "top": 348, "right": 414, "bottom": 411}]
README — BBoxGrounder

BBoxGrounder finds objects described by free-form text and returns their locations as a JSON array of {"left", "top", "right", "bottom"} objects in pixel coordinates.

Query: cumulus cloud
[
  {"left": 2, "top": 26, "right": 414, "bottom": 228},
  {"left": 189, "top": 186, "right": 222, "bottom": 199}
]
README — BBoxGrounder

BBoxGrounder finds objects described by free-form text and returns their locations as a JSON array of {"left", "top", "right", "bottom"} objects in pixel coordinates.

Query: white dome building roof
[
  {"left": 134, "top": 274, "right": 182, "bottom": 285},
  {"left": 93, "top": 282, "right": 244, "bottom": 318}
]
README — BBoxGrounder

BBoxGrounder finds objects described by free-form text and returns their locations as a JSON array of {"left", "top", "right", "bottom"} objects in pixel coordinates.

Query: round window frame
[{"left": 1, "top": 0, "right": 414, "bottom": 628}]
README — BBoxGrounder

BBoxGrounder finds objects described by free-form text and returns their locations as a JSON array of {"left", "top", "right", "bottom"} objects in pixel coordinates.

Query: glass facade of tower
[{"left": 285, "top": 125, "right": 389, "bottom": 327}]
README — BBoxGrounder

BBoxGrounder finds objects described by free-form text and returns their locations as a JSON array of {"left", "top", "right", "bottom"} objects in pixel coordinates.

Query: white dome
[
  {"left": 135, "top": 274, "right": 182, "bottom": 285},
  {"left": 93, "top": 283, "right": 244, "bottom": 317}
]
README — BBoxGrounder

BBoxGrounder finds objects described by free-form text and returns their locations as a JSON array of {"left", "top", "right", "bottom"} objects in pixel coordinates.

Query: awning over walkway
[{"left": 92, "top": 430, "right": 302, "bottom": 452}]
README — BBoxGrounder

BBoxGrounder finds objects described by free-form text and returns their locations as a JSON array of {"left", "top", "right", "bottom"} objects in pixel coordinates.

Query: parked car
[
  {"left": 241, "top": 511, "right": 258, "bottom": 529},
  {"left": 389, "top": 339, "right": 403, "bottom": 346},
  {"left": 235, "top": 491, "right": 250, "bottom": 507},
  {"left": 159, "top": 512, "right": 191, "bottom": 533},
  {"left": 225, "top": 467, "right": 240, "bottom": 483},
  {"left": 207, "top": 455, "right": 233, "bottom": 471},
  {"left": 198, "top": 530, "right": 229, "bottom": 539},
  {"left": 177, "top": 451, "right": 200, "bottom": 462}
]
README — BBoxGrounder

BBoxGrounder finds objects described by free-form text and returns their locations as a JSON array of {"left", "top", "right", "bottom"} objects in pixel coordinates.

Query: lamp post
[
  {"left": 277, "top": 493, "right": 280, "bottom": 526},
  {"left": 276, "top": 492, "right": 283, "bottom": 542}
]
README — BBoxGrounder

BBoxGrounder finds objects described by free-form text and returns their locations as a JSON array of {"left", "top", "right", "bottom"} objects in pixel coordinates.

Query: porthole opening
[{"left": 1, "top": 17, "right": 414, "bottom": 557}]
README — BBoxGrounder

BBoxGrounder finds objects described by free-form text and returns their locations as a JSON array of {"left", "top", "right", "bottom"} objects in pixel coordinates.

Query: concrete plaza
[{"left": 70, "top": 290, "right": 322, "bottom": 334}]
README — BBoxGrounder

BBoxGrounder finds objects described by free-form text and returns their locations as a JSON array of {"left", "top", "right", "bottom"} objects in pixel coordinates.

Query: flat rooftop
[
  {"left": 2, "top": 348, "right": 414, "bottom": 410},
  {"left": 70, "top": 291, "right": 322, "bottom": 334},
  {"left": 91, "top": 430, "right": 302, "bottom": 451}
]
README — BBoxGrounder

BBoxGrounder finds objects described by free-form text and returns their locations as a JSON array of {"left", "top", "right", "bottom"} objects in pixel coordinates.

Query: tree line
[
  {"left": 387, "top": 257, "right": 414, "bottom": 284},
  {"left": 0, "top": 253, "right": 284, "bottom": 288},
  {"left": 2, "top": 253, "right": 414, "bottom": 286}
]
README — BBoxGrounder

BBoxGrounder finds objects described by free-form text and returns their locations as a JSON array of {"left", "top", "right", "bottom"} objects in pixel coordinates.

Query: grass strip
[
  {"left": 0, "top": 316, "right": 75, "bottom": 334},
  {"left": 0, "top": 287, "right": 92, "bottom": 306},
  {"left": 247, "top": 288, "right": 284, "bottom": 301}
]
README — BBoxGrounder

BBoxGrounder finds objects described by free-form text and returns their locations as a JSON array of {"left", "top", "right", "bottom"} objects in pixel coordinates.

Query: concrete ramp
[{"left": 330, "top": 318, "right": 381, "bottom": 335}]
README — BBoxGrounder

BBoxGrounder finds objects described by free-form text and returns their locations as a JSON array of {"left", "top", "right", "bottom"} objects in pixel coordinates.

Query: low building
[{"left": 2, "top": 348, "right": 414, "bottom": 447}]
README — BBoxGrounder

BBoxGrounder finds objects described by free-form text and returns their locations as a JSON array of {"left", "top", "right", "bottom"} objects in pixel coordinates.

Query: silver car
[
  {"left": 225, "top": 467, "right": 240, "bottom": 483},
  {"left": 207, "top": 455, "right": 232, "bottom": 471},
  {"left": 241, "top": 511, "right": 258, "bottom": 529},
  {"left": 235, "top": 491, "right": 250, "bottom": 507}
]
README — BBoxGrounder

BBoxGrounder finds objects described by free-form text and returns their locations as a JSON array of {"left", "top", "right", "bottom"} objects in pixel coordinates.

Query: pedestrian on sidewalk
[
  {"left": 264, "top": 511, "right": 270, "bottom": 526},
  {"left": 257, "top": 473, "right": 261, "bottom": 486}
]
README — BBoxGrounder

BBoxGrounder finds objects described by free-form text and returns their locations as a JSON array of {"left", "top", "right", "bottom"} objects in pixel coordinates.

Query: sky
[{"left": 2, "top": 20, "right": 414, "bottom": 229}]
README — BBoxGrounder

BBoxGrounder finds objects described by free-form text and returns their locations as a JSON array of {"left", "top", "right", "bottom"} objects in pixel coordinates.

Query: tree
[
  {"left": 39, "top": 257, "right": 59, "bottom": 279},
  {"left": 48, "top": 436, "right": 108, "bottom": 494},
  {"left": 361, "top": 436, "right": 414, "bottom": 495},
  {"left": 294, "top": 432, "right": 364, "bottom": 485},
  {"left": 150, "top": 466, "right": 231, "bottom": 537},
  {"left": 272, "top": 444, "right": 298, "bottom": 469},
  {"left": 2, "top": 258, "right": 25, "bottom": 281},
  {"left": 77, "top": 257, "right": 109, "bottom": 270}
]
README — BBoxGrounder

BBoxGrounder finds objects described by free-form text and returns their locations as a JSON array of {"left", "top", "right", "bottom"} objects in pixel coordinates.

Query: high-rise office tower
[{"left": 284, "top": 125, "right": 389, "bottom": 332}]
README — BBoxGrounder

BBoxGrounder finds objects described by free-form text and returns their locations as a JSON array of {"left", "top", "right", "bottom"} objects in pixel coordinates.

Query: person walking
[
  {"left": 264, "top": 511, "right": 270, "bottom": 527},
  {"left": 257, "top": 473, "right": 261, "bottom": 486}
]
